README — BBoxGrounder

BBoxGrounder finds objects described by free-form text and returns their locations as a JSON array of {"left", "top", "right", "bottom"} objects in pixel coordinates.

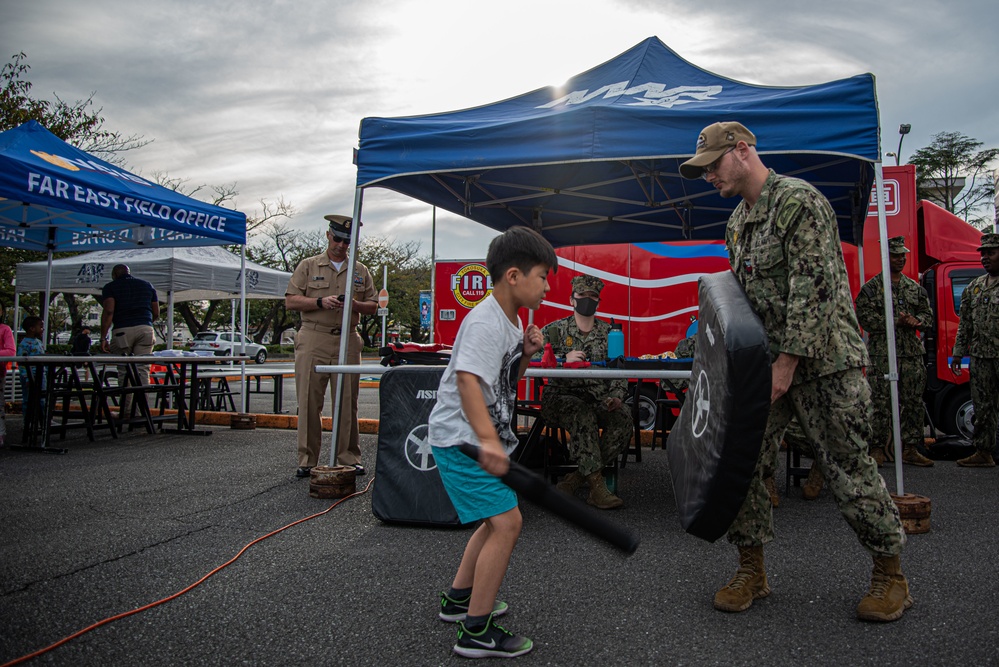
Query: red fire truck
[{"left": 432, "top": 166, "right": 985, "bottom": 436}]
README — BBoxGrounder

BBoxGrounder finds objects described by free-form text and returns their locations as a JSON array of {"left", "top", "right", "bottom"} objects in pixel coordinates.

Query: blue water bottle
[{"left": 607, "top": 319, "right": 624, "bottom": 360}]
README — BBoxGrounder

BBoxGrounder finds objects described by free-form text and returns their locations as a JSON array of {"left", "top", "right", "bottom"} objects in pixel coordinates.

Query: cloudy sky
[{"left": 4, "top": 0, "right": 997, "bottom": 259}]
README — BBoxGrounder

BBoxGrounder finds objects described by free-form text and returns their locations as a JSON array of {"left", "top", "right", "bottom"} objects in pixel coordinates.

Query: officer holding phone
[{"left": 285, "top": 214, "right": 377, "bottom": 478}]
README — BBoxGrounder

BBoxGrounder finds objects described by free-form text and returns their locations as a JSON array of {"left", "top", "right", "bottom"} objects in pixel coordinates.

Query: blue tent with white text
[
  {"left": 351, "top": 36, "right": 917, "bottom": 494},
  {"left": 0, "top": 120, "right": 246, "bottom": 251},
  {"left": 355, "top": 36, "right": 880, "bottom": 247}
]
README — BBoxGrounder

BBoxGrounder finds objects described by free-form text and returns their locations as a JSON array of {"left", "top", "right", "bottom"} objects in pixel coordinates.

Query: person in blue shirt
[
  {"left": 100, "top": 264, "right": 159, "bottom": 419},
  {"left": 17, "top": 315, "right": 47, "bottom": 422}
]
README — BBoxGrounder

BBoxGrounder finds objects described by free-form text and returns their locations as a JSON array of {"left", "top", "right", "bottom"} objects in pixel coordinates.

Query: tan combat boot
[
  {"left": 901, "top": 445, "right": 934, "bottom": 467},
  {"left": 870, "top": 447, "right": 887, "bottom": 467},
  {"left": 556, "top": 470, "right": 586, "bottom": 495},
  {"left": 585, "top": 471, "right": 623, "bottom": 509},
  {"left": 957, "top": 451, "right": 996, "bottom": 468},
  {"left": 856, "top": 555, "right": 913, "bottom": 622},
  {"left": 714, "top": 545, "right": 770, "bottom": 612},
  {"left": 801, "top": 463, "right": 824, "bottom": 500},
  {"left": 764, "top": 476, "right": 780, "bottom": 508}
]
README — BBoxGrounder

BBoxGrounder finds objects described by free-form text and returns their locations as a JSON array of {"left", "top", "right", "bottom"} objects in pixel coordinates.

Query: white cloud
[{"left": 3, "top": 0, "right": 997, "bottom": 261}]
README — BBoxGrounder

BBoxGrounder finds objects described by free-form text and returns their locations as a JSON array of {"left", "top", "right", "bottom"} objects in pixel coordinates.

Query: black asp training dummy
[
  {"left": 372, "top": 366, "right": 468, "bottom": 527},
  {"left": 666, "top": 271, "right": 771, "bottom": 542}
]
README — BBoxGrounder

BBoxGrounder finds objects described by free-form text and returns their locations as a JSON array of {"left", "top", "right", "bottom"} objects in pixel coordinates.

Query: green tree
[
  {"left": 1, "top": 52, "right": 148, "bottom": 159},
  {"left": 356, "top": 237, "right": 432, "bottom": 346},
  {"left": 909, "top": 131, "right": 998, "bottom": 228},
  {"left": 0, "top": 52, "right": 149, "bottom": 334}
]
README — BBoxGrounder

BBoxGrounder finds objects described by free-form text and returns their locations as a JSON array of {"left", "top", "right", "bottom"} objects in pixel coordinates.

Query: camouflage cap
[
  {"left": 887, "top": 236, "right": 910, "bottom": 254},
  {"left": 679, "top": 121, "right": 757, "bottom": 179},
  {"left": 977, "top": 232, "right": 999, "bottom": 251},
  {"left": 324, "top": 214, "right": 358, "bottom": 241},
  {"left": 572, "top": 275, "right": 604, "bottom": 295}
]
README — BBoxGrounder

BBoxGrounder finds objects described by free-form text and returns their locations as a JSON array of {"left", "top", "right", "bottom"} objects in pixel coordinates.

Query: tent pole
[
  {"left": 873, "top": 163, "right": 904, "bottom": 495},
  {"left": 230, "top": 299, "right": 236, "bottom": 368},
  {"left": 429, "top": 206, "right": 436, "bottom": 344},
  {"left": 167, "top": 292, "right": 175, "bottom": 350},
  {"left": 329, "top": 187, "right": 364, "bottom": 467},
  {"left": 240, "top": 246, "right": 248, "bottom": 413},
  {"left": 43, "top": 248, "right": 53, "bottom": 345}
]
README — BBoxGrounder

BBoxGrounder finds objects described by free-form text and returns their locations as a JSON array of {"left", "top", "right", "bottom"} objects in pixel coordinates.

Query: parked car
[{"left": 189, "top": 331, "right": 267, "bottom": 364}]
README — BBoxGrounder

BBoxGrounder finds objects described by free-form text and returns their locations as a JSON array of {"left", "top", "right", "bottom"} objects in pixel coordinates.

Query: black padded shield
[
  {"left": 371, "top": 367, "right": 467, "bottom": 527},
  {"left": 666, "top": 271, "right": 771, "bottom": 542}
]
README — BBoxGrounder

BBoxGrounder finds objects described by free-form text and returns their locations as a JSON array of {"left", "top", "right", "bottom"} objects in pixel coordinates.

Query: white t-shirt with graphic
[{"left": 428, "top": 294, "right": 524, "bottom": 454}]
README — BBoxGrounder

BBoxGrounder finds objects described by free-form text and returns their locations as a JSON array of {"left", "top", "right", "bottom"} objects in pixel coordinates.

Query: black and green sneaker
[
  {"left": 454, "top": 615, "right": 533, "bottom": 659},
  {"left": 439, "top": 592, "right": 509, "bottom": 622}
]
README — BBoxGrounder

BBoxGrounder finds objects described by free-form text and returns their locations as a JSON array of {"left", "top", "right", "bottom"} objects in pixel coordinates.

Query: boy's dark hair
[
  {"left": 22, "top": 315, "right": 42, "bottom": 332},
  {"left": 486, "top": 226, "right": 558, "bottom": 280}
]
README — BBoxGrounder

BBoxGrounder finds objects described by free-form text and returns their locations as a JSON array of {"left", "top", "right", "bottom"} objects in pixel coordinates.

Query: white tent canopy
[{"left": 15, "top": 246, "right": 291, "bottom": 302}]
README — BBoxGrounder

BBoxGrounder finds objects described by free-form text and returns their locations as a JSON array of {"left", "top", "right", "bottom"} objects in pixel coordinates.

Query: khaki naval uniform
[{"left": 286, "top": 253, "right": 376, "bottom": 468}]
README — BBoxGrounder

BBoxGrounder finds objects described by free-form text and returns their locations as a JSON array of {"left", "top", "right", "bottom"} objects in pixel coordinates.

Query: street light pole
[{"left": 894, "top": 123, "right": 911, "bottom": 166}]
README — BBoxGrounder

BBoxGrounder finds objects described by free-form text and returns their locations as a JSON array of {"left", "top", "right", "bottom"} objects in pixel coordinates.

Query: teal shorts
[{"left": 433, "top": 445, "right": 518, "bottom": 524}]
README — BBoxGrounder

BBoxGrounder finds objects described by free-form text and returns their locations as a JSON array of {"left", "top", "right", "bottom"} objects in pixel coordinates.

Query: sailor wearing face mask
[{"left": 540, "top": 275, "right": 632, "bottom": 508}]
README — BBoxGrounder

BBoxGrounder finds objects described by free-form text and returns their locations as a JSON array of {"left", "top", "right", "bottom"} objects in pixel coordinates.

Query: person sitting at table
[
  {"left": 17, "top": 316, "right": 47, "bottom": 421},
  {"left": 541, "top": 275, "right": 631, "bottom": 509},
  {"left": 70, "top": 327, "right": 93, "bottom": 356},
  {"left": 0, "top": 318, "right": 15, "bottom": 447}
]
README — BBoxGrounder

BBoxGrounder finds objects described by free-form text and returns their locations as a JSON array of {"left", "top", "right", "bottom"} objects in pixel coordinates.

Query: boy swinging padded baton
[{"left": 459, "top": 444, "right": 640, "bottom": 555}]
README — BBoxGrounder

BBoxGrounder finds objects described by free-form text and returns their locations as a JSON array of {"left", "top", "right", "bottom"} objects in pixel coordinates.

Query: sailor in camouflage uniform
[
  {"left": 950, "top": 232, "right": 999, "bottom": 468},
  {"left": 681, "top": 122, "right": 909, "bottom": 623},
  {"left": 855, "top": 236, "right": 934, "bottom": 467},
  {"left": 541, "top": 275, "right": 632, "bottom": 509}
]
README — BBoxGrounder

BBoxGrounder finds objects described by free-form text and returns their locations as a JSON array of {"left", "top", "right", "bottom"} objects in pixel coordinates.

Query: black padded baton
[{"left": 459, "top": 444, "right": 640, "bottom": 555}]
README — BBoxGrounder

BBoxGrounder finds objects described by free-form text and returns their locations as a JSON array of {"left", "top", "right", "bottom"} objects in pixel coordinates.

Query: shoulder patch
[{"left": 775, "top": 195, "right": 804, "bottom": 231}]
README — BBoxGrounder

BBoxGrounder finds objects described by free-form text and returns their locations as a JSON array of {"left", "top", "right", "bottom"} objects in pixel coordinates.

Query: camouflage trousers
[
  {"left": 540, "top": 390, "right": 633, "bottom": 476},
  {"left": 727, "top": 368, "right": 905, "bottom": 557},
  {"left": 969, "top": 357, "right": 999, "bottom": 454},
  {"left": 867, "top": 354, "right": 926, "bottom": 449},
  {"left": 760, "top": 417, "right": 812, "bottom": 480}
]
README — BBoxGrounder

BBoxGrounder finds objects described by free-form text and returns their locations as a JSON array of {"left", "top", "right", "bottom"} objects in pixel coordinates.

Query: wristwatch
[{"left": 316, "top": 297, "right": 323, "bottom": 309}]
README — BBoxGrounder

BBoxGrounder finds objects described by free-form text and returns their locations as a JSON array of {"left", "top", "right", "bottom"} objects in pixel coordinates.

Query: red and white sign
[{"left": 868, "top": 178, "right": 900, "bottom": 217}]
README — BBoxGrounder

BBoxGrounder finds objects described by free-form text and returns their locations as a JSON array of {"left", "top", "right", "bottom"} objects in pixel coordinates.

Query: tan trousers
[
  {"left": 109, "top": 325, "right": 155, "bottom": 416},
  {"left": 294, "top": 327, "right": 362, "bottom": 468}
]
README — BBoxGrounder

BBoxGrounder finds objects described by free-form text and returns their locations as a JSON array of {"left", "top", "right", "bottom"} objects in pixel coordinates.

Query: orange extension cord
[{"left": 1, "top": 476, "right": 376, "bottom": 667}]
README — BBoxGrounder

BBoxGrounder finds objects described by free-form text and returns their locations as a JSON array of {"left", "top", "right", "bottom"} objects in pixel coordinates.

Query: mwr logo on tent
[
  {"left": 29, "top": 149, "right": 151, "bottom": 186},
  {"left": 75, "top": 263, "right": 105, "bottom": 284},
  {"left": 235, "top": 269, "right": 260, "bottom": 290},
  {"left": 538, "top": 82, "right": 723, "bottom": 109}
]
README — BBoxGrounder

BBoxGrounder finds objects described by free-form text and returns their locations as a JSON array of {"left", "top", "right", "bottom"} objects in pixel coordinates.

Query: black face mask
[{"left": 574, "top": 297, "right": 598, "bottom": 317}]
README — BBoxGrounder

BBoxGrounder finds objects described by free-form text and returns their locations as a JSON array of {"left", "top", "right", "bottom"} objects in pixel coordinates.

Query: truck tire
[
  {"left": 625, "top": 384, "right": 658, "bottom": 431},
  {"left": 940, "top": 388, "right": 974, "bottom": 439}
]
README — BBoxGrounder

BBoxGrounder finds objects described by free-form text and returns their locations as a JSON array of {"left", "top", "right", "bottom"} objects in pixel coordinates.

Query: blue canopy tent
[
  {"left": 0, "top": 121, "right": 246, "bottom": 251},
  {"left": 0, "top": 121, "right": 252, "bottom": 391},
  {"left": 355, "top": 36, "right": 879, "bottom": 248},
  {"left": 348, "top": 36, "right": 910, "bottom": 491}
]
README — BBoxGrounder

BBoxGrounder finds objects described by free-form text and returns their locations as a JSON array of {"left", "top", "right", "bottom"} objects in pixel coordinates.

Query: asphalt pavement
[{"left": 3, "top": 404, "right": 999, "bottom": 666}]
